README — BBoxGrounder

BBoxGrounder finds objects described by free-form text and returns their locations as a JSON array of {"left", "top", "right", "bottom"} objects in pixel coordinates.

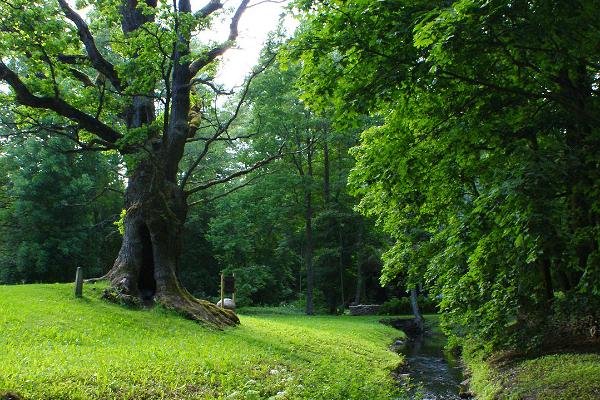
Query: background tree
[
  {"left": 290, "top": 0, "right": 600, "bottom": 350},
  {"left": 0, "top": 134, "right": 123, "bottom": 284},
  {"left": 203, "top": 57, "right": 388, "bottom": 313}
]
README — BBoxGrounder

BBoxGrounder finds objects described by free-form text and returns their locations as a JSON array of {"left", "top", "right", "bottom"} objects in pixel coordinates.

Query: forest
[{"left": 0, "top": 0, "right": 599, "bottom": 399}]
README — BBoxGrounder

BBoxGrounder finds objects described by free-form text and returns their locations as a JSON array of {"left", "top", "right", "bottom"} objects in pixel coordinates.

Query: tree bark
[
  {"left": 410, "top": 287, "right": 424, "bottom": 332},
  {"left": 103, "top": 158, "right": 238, "bottom": 328},
  {"left": 354, "top": 262, "right": 362, "bottom": 305},
  {"left": 98, "top": 0, "right": 240, "bottom": 328}
]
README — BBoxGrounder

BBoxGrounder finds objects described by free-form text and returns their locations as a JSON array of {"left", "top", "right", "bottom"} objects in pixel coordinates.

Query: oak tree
[{"left": 0, "top": 0, "right": 275, "bottom": 327}]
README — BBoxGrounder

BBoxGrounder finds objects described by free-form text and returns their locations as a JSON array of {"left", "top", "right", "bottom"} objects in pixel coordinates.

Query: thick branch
[
  {"left": 190, "top": 77, "right": 233, "bottom": 95},
  {"left": 180, "top": 55, "right": 274, "bottom": 189},
  {"left": 195, "top": 0, "right": 223, "bottom": 19},
  {"left": 186, "top": 131, "right": 257, "bottom": 143},
  {"left": 0, "top": 61, "right": 122, "bottom": 144},
  {"left": 189, "top": 0, "right": 250, "bottom": 77},
  {"left": 57, "top": 0, "right": 122, "bottom": 90}
]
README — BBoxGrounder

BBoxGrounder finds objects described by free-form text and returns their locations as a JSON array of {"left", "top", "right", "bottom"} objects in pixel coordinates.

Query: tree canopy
[{"left": 290, "top": 0, "right": 600, "bottom": 350}]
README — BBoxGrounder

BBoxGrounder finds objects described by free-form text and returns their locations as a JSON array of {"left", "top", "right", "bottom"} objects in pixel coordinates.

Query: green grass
[
  {"left": 0, "top": 283, "right": 403, "bottom": 400},
  {"left": 467, "top": 352, "right": 600, "bottom": 400}
]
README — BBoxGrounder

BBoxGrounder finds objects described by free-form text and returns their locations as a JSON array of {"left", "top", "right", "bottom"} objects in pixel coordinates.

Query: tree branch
[
  {"left": 179, "top": 56, "right": 274, "bottom": 189},
  {"left": 0, "top": 61, "right": 123, "bottom": 144},
  {"left": 247, "top": 0, "right": 287, "bottom": 9},
  {"left": 189, "top": 0, "right": 250, "bottom": 77},
  {"left": 185, "top": 145, "right": 284, "bottom": 195},
  {"left": 187, "top": 172, "right": 267, "bottom": 206},
  {"left": 57, "top": 0, "right": 122, "bottom": 90},
  {"left": 195, "top": 0, "right": 223, "bottom": 19},
  {"left": 190, "top": 77, "right": 234, "bottom": 95}
]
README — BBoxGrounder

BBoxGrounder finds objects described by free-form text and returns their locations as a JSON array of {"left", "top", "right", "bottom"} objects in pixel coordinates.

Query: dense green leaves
[
  {"left": 292, "top": 0, "right": 600, "bottom": 350},
  {"left": 0, "top": 135, "right": 122, "bottom": 284}
]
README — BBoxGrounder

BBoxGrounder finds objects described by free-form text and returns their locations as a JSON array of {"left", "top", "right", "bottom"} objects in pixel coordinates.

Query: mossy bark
[{"left": 102, "top": 159, "right": 238, "bottom": 329}]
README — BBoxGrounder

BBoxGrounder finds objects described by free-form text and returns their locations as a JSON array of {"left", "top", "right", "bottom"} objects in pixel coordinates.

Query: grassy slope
[
  {"left": 467, "top": 352, "right": 600, "bottom": 400},
  {"left": 0, "top": 284, "right": 402, "bottom": 400}
]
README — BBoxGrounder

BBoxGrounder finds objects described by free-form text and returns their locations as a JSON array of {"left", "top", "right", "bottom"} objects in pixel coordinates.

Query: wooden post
[
  {"left": 75, "top": 267, "right": 83, "bottom": 298},
  {"left": 232, "top": 272, "right": 236, "bottom": 305},
  {"left": 220, "top": 273, "right": 225, "bottom": 309}
]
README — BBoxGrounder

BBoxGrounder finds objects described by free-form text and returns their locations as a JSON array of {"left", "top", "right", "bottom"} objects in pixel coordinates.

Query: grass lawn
[
  {"left": 0, "top": 283, "right": 403, "bottom": 400},
  {"left": 467, "top": 352, "right": 600, "bottom": 400}
]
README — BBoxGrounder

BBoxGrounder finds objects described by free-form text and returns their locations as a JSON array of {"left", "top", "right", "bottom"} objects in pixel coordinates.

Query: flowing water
[{"left": 387, "top": 319, "right": 467, "bottom": 400}]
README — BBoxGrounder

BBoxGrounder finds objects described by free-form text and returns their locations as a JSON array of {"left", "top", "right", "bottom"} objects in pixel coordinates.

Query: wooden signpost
[
  {"left": 220, "top": 272, "right": 236, "bottom": 309},
  {"left": 74, "top": 267, "right": 83, "bottom": 298}
]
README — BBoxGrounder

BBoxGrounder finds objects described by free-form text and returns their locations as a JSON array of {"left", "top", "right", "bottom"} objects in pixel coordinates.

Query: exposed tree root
[
  {"left": 158, "top": 291, "right": 240, "bottom": 329},
  {"left": 100, "top": 278, "right": 239, "bottom": 329}
]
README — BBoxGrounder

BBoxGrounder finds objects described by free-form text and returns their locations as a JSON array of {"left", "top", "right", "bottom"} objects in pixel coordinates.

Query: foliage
[
  {"left": 0, "top": 135, "right": 122, "bottom": 284},
  {"left": 200, "top": 58, "right": 388, "bottom": 311},
  {"left": 0, "top": 283, "right": 403, "bottom": 399},
  {"left": 290, "top": 0, "right": 600, "bottom": 351}
]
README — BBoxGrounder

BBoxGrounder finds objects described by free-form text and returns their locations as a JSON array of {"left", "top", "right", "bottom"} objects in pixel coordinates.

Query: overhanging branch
[
  {"left": 0, "top": 61, "right": 123, "bottom": 144},
  {"left": 187, "top": 171, "right": 268, "bottom": 206},
  {"left": 195, "top": 0, "right": 223, "bottom": 19}
]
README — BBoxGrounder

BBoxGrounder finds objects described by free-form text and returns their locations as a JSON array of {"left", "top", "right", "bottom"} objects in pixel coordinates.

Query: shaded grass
[
  {"left": 467, "top": 351, "right": 600, "bottom": 399},
  {"left": 0, "top": 283, "right": 403, "bottom": 399}
]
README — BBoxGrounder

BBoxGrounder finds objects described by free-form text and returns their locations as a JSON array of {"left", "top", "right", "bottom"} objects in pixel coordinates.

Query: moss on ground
[
  {"left": 466, "top": 351, "right": 600, "bottom": 399},
  {"left": 0, "top": 283, "right": 403, "bottom": 400}
]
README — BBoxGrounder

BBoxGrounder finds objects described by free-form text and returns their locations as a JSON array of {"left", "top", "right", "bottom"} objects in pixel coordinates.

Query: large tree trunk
[
  {"left": 95, "top": 0, "right": 238, "bottom": 329},
  {"left": 102, "top": 158, "right": 238, "bottom": 328}
]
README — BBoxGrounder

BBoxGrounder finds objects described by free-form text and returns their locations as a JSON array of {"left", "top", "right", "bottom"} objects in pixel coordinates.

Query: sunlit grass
[
  {"left": 0, "top": 283, "right": 403, "bottom": 399},
  {"left": 467, "top": 352, "right": 600, "bottom": 400}
]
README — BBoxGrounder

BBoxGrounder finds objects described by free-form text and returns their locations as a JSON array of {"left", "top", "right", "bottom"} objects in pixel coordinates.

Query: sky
[{"left": 193, "top": 0, "right": 298, "bottom": 88}]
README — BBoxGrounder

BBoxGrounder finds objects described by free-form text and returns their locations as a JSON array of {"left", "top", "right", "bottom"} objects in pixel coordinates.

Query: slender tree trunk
[
  {"left": 558, "top": 65, "right": 596, "bottom": 287},
  {"left": 305, "top": 147, "right": 314, "bottom": 315},
  {"left": 410, "top": 287, "right": 424, "bottom": 332},
  {"left": 338, "top": 227, "right": 345, "bottom": 311},
  {"left": 323, "top": 137, "right": 330, "bottom": 206},
  {"left": 354, "top": 262, "right": 362, "bottom": 305},
  {"left": 539, "top": 258, "right": 554, "bottom": 303},
  {"left": 354, "top": 226, "right": 363, "bottom": 305}
]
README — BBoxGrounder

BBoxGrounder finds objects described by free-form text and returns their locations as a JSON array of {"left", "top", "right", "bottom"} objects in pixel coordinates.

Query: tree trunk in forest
[
  {"left": 305, "top": 148, "right": 315, "bottom": 316},
  {"left": 410, "top": 287, "right": 424, "bottom": 333},
  {"left": 539, "top": 258, "right": 554, "bottom": 304},
  {"left": 354, "top": 227, "right": 363, "bottom": 305},
  {"left": 558, "top": 65, "right": 597, "bottom": 288},
  {"left": 354, "top": 262, "right": 362, "bottom": 305},
  {"left": 337, "top": 227, "right": 345, "bottom": 311},
  {"left": 323, "top": 137, "right": 330, "bottom": 205}
]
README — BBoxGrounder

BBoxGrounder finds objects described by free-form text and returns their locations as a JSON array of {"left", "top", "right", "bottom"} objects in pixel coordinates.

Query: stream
[{"left": 385, "top": 319, "right": 467, "bottom": 400}]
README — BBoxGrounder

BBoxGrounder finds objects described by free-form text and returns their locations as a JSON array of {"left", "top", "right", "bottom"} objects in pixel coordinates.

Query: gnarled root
[
  {"left": 101, "top": 279, "right": 239, "bottom": 329},
  {"left": 158, "top": 291, "right": 240, "bottom": 329}
]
